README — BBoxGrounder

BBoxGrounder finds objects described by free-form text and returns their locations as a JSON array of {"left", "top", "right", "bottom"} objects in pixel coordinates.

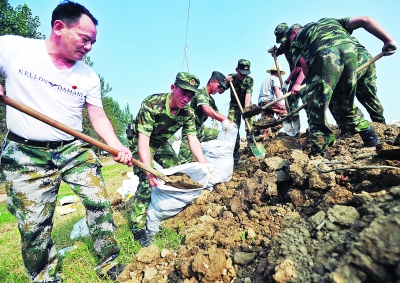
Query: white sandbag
[
  {"left": 116, "top": 172, "right": 139, "bottom": 199},
  {"left": 146, "top": 162, "right": 210, "bottom": 235},
  {"left": 201, "top": 123, "right": 238, "bottom": 189}
]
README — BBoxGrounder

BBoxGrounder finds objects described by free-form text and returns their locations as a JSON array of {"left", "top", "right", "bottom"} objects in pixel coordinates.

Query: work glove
[
  {"left": 382, "top": 39, "right": 398, "bottom": 56},
  {"left": 222, "top": 119, "right": 231, "bottom": 131},
  {"left": 282, "top": 81, "right": 289, "bottom": 93}
]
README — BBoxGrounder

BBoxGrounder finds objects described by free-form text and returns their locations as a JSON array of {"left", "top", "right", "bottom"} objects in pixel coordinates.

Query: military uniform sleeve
[
  {"left": 182, "top": 107, "right": 197, "bottom": 136},
  {"left": 194, "top": 88, "right": 210, "bottom": 107},
  {"left": 291, "top": 42, "right": 303, "bottom": 67},
  {"left": 336, "top": 17, "right": 352, "bottom": 34},
  {"left": 245, "top": 77, "right": 254, "bottom": 95},
  {"left": 136, "top": 100, "right": 156, "bottom": 136}
]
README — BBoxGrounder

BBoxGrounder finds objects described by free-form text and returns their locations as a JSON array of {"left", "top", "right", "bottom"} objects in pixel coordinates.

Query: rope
[
  {"left": 315, "top": 161, "right": 399, "bottom": 173},
  {"left": 181, "top": 0, "right": 191, "bottom": 72}
]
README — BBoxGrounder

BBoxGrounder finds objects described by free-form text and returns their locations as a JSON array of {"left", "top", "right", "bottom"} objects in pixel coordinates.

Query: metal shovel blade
[
  {"left": 249, "top": 139, "right": 266, "bottom": 159},
  {"left": 283, "top": 116, "right": 300, "bottom": 136}
]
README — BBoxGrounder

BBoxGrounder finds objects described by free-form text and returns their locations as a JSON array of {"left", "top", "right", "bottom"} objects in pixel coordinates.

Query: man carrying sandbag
[
  {"left": 178, "top": 71, "right": 234, "bottom": 164},
  {"left": 128, "top": 72, "right": 213, "bottom": 247}
]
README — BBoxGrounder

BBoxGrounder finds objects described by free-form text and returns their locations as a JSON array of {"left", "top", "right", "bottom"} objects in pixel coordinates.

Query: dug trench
[{"left": 111, "top": 122, "right": 400, "bottom": 283}]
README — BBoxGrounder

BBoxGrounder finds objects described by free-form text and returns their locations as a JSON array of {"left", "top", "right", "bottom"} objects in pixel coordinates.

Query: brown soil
[
  {"left": 243, "top": 104, "right": 261, "bottom": 118},
  {"left": 115, "top": 122, "right": 400, "bottom": 283},
  {"left": 165, "top": 173, "right": 204, "bottom": 190}
]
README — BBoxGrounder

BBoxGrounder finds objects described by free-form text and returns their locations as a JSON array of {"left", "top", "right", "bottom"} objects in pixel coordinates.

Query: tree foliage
[{"left": 0, "top": 1, "right": 132, "bottom": 156}]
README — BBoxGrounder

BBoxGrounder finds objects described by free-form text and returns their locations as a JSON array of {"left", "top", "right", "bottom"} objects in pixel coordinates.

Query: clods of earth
[{"left": 111, "top": 122, "right": 400, "bottom": 283}]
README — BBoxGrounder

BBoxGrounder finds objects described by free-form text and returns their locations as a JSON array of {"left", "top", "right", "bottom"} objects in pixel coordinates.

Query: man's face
[
  {"left": 209, "top": 79, "right": 224, "bottom": 95},
  {"left": 170, "top": 85, "right": 195, "bottom": 109},
  {"left": 236, "top": 68, "right": 247, "bottom": 80},
  {"left": 58, "top": 14, "right": 97, "bottom": 61}
]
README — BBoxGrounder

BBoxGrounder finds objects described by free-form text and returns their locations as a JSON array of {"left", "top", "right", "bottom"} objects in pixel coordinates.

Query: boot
[
  {"left": 132, "top": 228, "right": 155, "bottom": 247},
  {"left": 359, "top": 127, "right": 379, "bottom": 147},
  {"left": 310, "top": 146, "right": 326, "bottom": 157}
]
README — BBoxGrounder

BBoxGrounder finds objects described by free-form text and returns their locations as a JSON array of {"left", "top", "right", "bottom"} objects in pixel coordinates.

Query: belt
[{"left": 7, "top": 131, "right": 76, "bottom": 149}]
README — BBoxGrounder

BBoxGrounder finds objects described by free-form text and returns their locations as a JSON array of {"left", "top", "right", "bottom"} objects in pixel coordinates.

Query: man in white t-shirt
[
  {"left": 0, "top": 1, "right": 132, "bottom": 282},
  {"left": 258, "top": 64, "right": 287, "bottom": 138}
]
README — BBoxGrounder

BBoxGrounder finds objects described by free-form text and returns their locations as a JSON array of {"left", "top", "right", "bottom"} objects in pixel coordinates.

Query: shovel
[
  {"left": 0, "top": 95, "right": 174, "bottom": 183},
  {"left": 229, "top": 81, "right": 266, "bottom": 159},
  {"left": 254, "top": 51, "right": 385, "bottom": 131}
]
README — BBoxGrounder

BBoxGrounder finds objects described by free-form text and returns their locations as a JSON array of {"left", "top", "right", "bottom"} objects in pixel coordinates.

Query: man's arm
[
  {"left": 348, "top": 16, "right": 397, "bottom": 55},
  {"left": 201, "top": 104, "right": 227, "bottom": 122},
  {"left": 187, "top": 134, "right": 207, "bottom": 163},
  {"left": 137, "top": 132, "right": 159, "bottom": 187},
  {"left": 290, "top": 57, "right": 307, "bottom": 95},
  {"left": 87, "top": 103, "right": 132, "bottom": 166}
]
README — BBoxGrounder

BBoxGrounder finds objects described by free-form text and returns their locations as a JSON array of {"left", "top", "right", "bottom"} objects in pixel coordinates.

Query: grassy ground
[{"left": 0, "top": 157, "right": 184, "bottom": 283}]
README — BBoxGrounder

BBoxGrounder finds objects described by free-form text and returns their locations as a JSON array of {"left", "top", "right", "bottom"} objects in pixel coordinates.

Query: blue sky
[{"left": 8, "top": 0, "right": 400, "bottom": 136}]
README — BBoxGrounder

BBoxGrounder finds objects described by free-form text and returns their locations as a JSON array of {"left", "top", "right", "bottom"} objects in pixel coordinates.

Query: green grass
[{"left": 0, "top": 159, "right": 185, "bottom": 282}]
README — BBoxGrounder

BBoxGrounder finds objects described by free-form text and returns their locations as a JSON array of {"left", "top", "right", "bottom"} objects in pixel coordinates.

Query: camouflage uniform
[
  {"left": 178, "top": 87, "right": 219, "bottom": 164},
  {"left": 276, "top": 38, "right": 307, "bottom": 115},
  {"left": 1, "top": 139, "right": 119, "bottom": 282},
  {"left": 331, "top": 17, "right": 385, "bottom": 124},
  {"left": 128, "top": 92, "right": 197, "bottom": 231},
  {"left": 228, "top": 66, "right": 254, "bottom": 156},
  {"left": 290, "top": 18, "right": 370, "bottom": 151}
]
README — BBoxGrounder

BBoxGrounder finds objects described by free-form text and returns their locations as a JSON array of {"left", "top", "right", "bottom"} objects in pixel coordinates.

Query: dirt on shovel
[
  {"left": 243, "top": 104, "right": 261, "bottom": 118},
  {"left": 165, "top": 173, "right": 204, "bottom": 190}
]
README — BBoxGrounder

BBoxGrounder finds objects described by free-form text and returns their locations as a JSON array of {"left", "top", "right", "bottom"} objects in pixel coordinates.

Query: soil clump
[{"left": 114, "top": 122, "right": 400, "bottom": 283}]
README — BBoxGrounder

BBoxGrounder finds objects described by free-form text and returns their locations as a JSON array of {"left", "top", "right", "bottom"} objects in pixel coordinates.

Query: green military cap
[
  {"left": 210, "top": 71, "right": 228, "bottom": 90},
  {"left": 285, "top": 23, "right": 303, "bottom": 42},
  {"left": 175, "top": 72, "right": 200, "bottom": 93},
  {"left": 274, "top": 23, "right": 289, "bottom": 43},
  {"left": 237, "top": 59, "right": 251, "bottom": 75}
]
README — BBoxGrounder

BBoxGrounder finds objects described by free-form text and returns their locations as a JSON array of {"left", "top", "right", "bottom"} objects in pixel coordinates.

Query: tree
[{"left": 0, "top": 0, "right": 45, "bottom": 153}]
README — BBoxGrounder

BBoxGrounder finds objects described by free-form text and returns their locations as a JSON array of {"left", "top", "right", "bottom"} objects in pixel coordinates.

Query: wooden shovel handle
[
  {"left": 229, "top": 81, "right": 253, "bottom": 132},
  {"left": 261, "top": 84, "right": 306, "bottom": 110},
  {"left": 0, "top": 95, "right": 172, "bottom": 183},
  {"left": 356, "top": 52, "right": 385, "bottom": 73}
]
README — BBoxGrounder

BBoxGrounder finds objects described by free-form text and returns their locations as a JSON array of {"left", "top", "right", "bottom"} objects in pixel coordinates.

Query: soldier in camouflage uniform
[
  {"left": 274, "top": 23, "right": 307, "bottom": 117},
  {"left": 227, "top": 59, "right": 254, "bottom": 165},
  {"left": 330, "top": 17, "right": 387, "bottom": 125},
  {"left": 285, "top": 17, "right": 397, "bottom": 156},
  {"left": 128, "top": 72, "right": 213, "bottom": 247},
  {"left": 178, "top": 71, "right": 233, "bottom": 164},
  {"left": 0, "top": 2, "right": 132, "bottom": 282}
]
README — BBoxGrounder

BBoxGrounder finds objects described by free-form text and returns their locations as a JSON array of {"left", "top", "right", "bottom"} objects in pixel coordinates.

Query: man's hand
[
  {"left": 382, "top": 39, "right": 398, "bottom": 56},
  {"left": 282, "top": 81, "right": 289, "bottom": 93},
  {"left": 225, "top": 75, "right": 233, "bottom": 83},
  {"left": 0, "top": 84, "right": 5, "bottom": 96},
  {"left": 291, "top": 83, "right": 301, "bottom": 95},
  {"left": 204, "top": 163, "right": 214, "bottom": 174},
  {"left": 146, "top": 172, "right": 159, "bottom": 187},
  {"left": 113, "top": 145, "right": 133, "bottom": 166}
]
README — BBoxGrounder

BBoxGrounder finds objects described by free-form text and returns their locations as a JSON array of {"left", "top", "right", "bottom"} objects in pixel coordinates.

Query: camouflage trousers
[
  {"left": 228, "top": 105, "right": 254, "bottom": 155},
  {"left": 1, "top": 138, "right": 119, "bottom": 282},
  {"left": 305, "top": 43, "right": 370, "bottom": 151},
  {"left": 178, "top": 125, "right": 218, "bottom": 164},
  {"left": 129, "top": 141, "right": 179, "bottom": 231},
  {"left": 355, "top": 52, "right": 385, "bottom": 123}
]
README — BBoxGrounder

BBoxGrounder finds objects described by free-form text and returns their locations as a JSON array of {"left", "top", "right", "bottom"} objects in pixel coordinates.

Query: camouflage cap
[
  {"left": 285, "top": 24, "right": 303, "bottom": 42},
  {"left": 274, "top": 23, "right": 289, "bottom": 44},
  {"left": 175, "top": 72, "right": 200, "bottom": 93},
  {"left": 237, "top": 59, "right": 251, "bottom": 75},
  {"left": 210, "top": 71, "right": 228, "bottom": 90}
]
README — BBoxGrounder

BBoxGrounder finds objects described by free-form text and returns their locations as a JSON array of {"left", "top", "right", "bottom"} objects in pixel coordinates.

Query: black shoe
[
  {"left": 97, "top": 262, "right": 125, "bottom": 281},
  {"left": 132, "top": 228, "right": 155, "bottom": 247},
  {"left": 359, "top": 127, "right": 379, "bottom": 147},
  {"left": 310, "top": 146, "right": 326, "bottom": 157}
]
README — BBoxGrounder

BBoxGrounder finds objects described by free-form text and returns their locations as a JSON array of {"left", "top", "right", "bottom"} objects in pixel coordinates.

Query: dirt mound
[{"left": 116, "top": 122, "right": 400, "bottom": 283}]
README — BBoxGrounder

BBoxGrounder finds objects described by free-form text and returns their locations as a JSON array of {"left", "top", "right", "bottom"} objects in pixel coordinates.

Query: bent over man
[{"left": 129, "top": 72, "right": 213, "bottom": 247}]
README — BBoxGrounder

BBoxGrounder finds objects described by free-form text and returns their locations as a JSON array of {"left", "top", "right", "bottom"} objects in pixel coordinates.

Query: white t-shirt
[
  {"left": 258, "top": 75, "right": 281, "bottom": 104},
  {"left": 0, "top": 35, "right": 102, "bottom": 141}
]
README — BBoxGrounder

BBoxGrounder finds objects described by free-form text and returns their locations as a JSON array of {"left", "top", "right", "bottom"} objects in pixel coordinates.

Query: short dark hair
[{"left": 51, "top": 1, "right": 98, "bottom": 28}]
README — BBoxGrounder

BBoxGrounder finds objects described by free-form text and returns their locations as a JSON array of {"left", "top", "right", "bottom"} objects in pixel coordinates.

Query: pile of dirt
[{"left": 116, "top": 122, "right": 400, "bottom": 283}]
